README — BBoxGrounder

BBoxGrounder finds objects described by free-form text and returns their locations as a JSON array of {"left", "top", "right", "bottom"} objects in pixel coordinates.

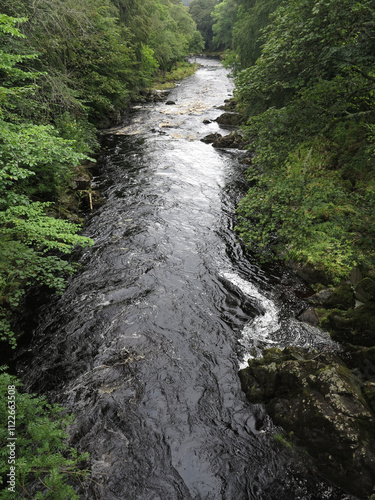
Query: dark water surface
[{"left": 18, "top": 58, "right": 354, "bottom": 499}]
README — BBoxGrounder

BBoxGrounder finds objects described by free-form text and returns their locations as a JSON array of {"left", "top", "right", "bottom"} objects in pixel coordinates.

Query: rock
[
  {"left": 200, "top": 132, "right": 222, "bottom": 144},
  {"left": 350, "top": 267, "right": 363, "bottom": 288},
  {"left": 215, "top": 112, "right": 243, "bottom": 126},
  {"left": 286, "top": 261, "right": 330, "bottom": 285},
  {"left": 297, "top": 307, "right": 320, "bottom": 326},
  {"left": 218, "top": 98, "right": 237, "bottom": 111},
  {"left": 239, "top": 346, "right": 375, "bottom": 498},
  {"left": 326, "top": 303, "right": 375, "bottom": 347},
  {"left": 363, "top": 382, "right": 375, "bottom": 413},
  {"left": 324, "top": 282, "right": 355, "bottom": 310},
  {"left": 355, "top": 277, "right": 375, "bottom": 303},
  {"left": 72, "top": 175, "right": 91, "bottom": 191},
  {"left": 202, "top": 119, "right": 212, "bottom": 124},
  {"left": 72, "top": 167, "right": 92, "bottom": 191},
  {"left": 165, "top": 100, "right": 176, "bottom": 105},
  {"left": 308, "top": 288, "right": 333, "bottom": 306},
  {"left": 351, "top": 346, "right": 375, "bottom": 381},
  {"left": 212, "top": 131, "right": 246, "bottom": 149}
]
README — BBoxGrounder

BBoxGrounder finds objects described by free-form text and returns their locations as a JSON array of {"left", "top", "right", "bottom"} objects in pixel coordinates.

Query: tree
[
  {"left": 232, "top": 0, "right": 281, "bottom": 70},
  {"left": 211, "top": 0, "right": 238, "bottom": 51},
  {"left": 189, "top": 0, "right": 217, "bottom": 49},
  {"left": 0, "top": 15, "right": 93, "bottom": 347},
  {"left": 233, "top": 0, "right": 375, "bottom": 280}
]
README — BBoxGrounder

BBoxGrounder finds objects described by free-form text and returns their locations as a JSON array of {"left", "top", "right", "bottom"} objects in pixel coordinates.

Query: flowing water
[{"left": 17, "top": 58, "right": 353, "bottom": 499}]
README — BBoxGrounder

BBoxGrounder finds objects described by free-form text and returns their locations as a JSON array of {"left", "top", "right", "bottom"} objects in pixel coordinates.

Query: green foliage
[
  {"left": 0, "top": 15, "right": 93, "bottom": 347},
  {"left": 0, "top": 369, "right": 89, "bottom": 498},
  {"left": 211, "top": 0, "right": 239, "bottom": 51},
  {"left": 189, "top": 0, "right": 217, "bottom": 50},
  {"left": 235, "top": 0, "right": 282, "bottom": 68},
  {"left": 153, "top": 61, "right": 199, "bottom": 89},
  {"left": 147, "top": 0, "right": 201, "bottom": 70},
  {"left": 236, "top": 140, "right": 372, "bottom": 281},
  {"left": 230, "top": 0, "right": 375, "bottom": 281}
]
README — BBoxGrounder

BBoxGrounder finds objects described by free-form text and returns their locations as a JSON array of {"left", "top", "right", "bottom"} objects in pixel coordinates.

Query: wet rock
[
  {"left": 351, "top": 346, "right": 375, "bottom": 381},
  {"left": 239, "top": 346, "right": 375, "bottom": 498},
  {"left": 165, "top": 100, "right": 176, "bottom": 105},
  {"left": 72, "top": 166, "right": 92, "bottom": 191},
  {"left": 212, "top": 131, "right": 246, "bottom": 149},
  {"left": 142, "top": 89, "right": 169, "bottom": 102},
  {"left": 363, "top": 382, "right": 375, "bottom": 413},
  {"left": 297, "top": 307, "right": 320, "bottom": 326},
  {"left": 202, "top": 119, "right": 212, "bottom": 124},
  {"left": 200, "top": 132, "right": 222, "bottom": 144},
  {"left": 355, "top": 277, "right": 375, "bottom": 303},
  {"left": 218, "top": 98, "right": 237, "bottom": 111},
  {"left": 308, "top": 288, "right": 333, "bottom": 306},
  {"left": 215, "top": 112, "right": 243, "bottom": 126}
]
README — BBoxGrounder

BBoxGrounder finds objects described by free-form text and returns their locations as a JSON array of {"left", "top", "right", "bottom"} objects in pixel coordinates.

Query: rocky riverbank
[{"left": 239, "top": 265, "right": 375, "bottom": 498}]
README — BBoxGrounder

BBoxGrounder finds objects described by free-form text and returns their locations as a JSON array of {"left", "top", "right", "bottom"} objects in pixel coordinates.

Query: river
[{"left": 17, "top": 57, "right": 353, "bottom": 499}]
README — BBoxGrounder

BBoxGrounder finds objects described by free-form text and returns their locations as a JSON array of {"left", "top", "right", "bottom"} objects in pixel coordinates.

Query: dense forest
[{"left": 1, "top": 0, "right": 375, "bottom": 497}]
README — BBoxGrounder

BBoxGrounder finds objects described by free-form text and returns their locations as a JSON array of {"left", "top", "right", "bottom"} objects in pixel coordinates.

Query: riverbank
[{"left": 233, "top": 130, "right": 375, "bottom": 498}]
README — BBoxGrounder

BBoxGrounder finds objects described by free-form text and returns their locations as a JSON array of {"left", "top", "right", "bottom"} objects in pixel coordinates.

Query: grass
[{"left": 152, "top": 61, "right": 198, "bottom": 90}]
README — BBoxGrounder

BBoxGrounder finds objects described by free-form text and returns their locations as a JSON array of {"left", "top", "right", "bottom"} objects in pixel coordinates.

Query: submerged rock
[{"left": 239, "top": 346, "right": 375, "bottom": 498}]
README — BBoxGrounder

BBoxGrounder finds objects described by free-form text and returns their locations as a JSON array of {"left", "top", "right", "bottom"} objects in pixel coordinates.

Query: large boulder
[
  {"left": 355, "top": 277, "right": 375, "bottom": 303},
  {"left": 308, "top": 282, "right": 355, "bottom": 310},
  {"left": 212, "top": 131, "right": 246, "bottom": 149},
  {"left": 324, "top": 303, "right": 375, "bottom": 347},
  {"left": 200, "top": 132, "right": 222, "bottom": 144},
  {"left": 215, "top": 112, "right": 243, "bottom": 126},
  {"left": 239, "top": 346, "right": 375, "bottom": 498}
]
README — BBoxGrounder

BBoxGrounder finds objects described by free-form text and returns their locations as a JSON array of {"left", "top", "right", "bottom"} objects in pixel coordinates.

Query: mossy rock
[
  {"left": 215, "top": 112, "right": 243, "bottom": 126},
  {"left": 239, "top": 346, "right": 375, "bottom": 498},
  {"left": 351, "top": 346, "right": 375, "bottom": 381},
  {"left": 324, "top": 282, "right": 355, "bottom": 309},
  {"left": 310, "top": 283, "right": 355, "bottom": 310},
  {"left": 362, "top": 382, "right": 375, "bottom": 413},
  {"left": 327, "top": 303, "right": 375, "bottom": 347},
  {"left": 355, "top": 277, "right": 375, "bottom": 303},
  {"left": 212, "top": 131, "right": 246, "bottom": 149}
]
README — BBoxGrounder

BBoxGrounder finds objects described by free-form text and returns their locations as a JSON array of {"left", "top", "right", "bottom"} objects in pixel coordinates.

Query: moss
[
  {"left": 355, "top": 277, "right": 375, "bottom": 302},
  {"left": 239, "top": 346, "right": 375, "bottom": 497},
  {"left": 274, "top": 432, "right": 293, "bottom": 449},
  {"left": 327, "top": 303, "right": 375, "bottom": 347},
  {"left": 362, "top": 383, "right": 375, "bottom": 413},
  {"left": 324, "top": 282, "right": 355, "bottom": 309}
]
